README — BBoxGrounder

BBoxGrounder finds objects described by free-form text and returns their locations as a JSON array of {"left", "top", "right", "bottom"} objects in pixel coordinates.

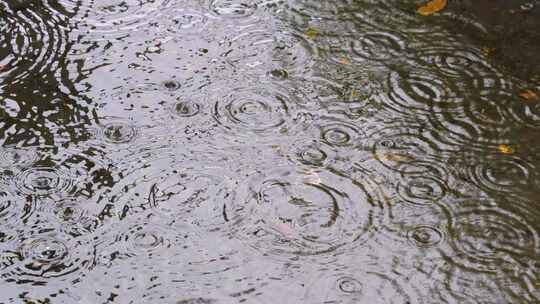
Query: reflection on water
[{"left": 1, "top": 0, "right": 540, "bottom": 302}]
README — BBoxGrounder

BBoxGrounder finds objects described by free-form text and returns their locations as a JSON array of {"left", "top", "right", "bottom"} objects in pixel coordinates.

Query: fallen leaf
[
  {"left": 498, "top": 144, "right": 515, "bottom": 154},
  {"left": 305, "top": 28, "right": 321, "bottom": 40},
  {"left": 339, "top": 58, "right": 350, "bottom": 65},
  {"left": 417, "top": 0, "right": 447, "bottom": 16},
  {"left": 519, "top": 89, "right": 538, "bottom": 101},
  {"left": 482, "top": 47, "right": 496, "bottom": 57}
]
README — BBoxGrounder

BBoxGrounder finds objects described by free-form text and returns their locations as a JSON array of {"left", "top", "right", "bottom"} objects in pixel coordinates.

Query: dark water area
[{"left": 1, "top": 0, "right": 540, "bottom": 302}]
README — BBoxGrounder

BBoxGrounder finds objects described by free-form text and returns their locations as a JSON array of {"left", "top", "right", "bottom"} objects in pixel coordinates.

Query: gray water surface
[{"left": 1, "top": 0, "right": 540, "bottom": 303}]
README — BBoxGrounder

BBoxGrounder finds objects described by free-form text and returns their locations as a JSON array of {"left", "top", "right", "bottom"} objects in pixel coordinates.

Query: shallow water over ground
[{"left": 1, "top": 0, "right": 540, "bottom": 303}]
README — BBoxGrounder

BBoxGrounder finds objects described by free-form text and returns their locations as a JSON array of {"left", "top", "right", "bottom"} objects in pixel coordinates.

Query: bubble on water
[
  {"left": 267, "top": 68, "right": 289, "bottom": 80},
  {"left": 407, "top": 225, "right": 444, "bottom": 248},
  {"left": 161, "top": 80, "right": 182, "bottom": 92},
  {"left": 172, "top": 100, "right": 201, "bottom": 117},
  {"left": 337, "top": 276, "right": 362, "bottom": 294},
  {"left": 209, "top": 0, "right": 257, "bottom": 18},
  {"left": 94, "top": 118, "right": 138, "bottom": 144}
]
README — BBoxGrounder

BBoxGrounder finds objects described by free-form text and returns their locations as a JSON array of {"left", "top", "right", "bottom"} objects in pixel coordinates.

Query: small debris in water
[
  {"left": 417, "top": 0, "right": 447, "bottom": 16},
  {"left": 519, "top": 89, "right": 538, "bottom": 101}
]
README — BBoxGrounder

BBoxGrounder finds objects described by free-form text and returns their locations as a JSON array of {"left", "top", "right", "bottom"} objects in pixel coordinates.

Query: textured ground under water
[{"left": 1, "top": 0, "right": 540, "bottom": 303}]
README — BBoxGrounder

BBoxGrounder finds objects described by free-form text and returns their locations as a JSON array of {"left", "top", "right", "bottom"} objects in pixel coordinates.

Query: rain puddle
[{"left": 1, "top": 0, "right": 539, "bottom": 303}]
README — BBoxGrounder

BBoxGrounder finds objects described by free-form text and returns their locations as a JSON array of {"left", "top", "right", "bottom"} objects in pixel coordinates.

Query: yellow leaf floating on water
[
  {"left": 498, "top": 144, "right": 515, "bottom": 154},
  {"left": 519, "top": 89, "right": 538, "bottom": 101},
  {"left": 339, "top": 58, "right": 350, "bottom": 65},
  {"left": 417, "top": 0, "right": 447, "bottom": 16},
  {"left": 305, "top": 28, "right": 321, "bottom": 40},
  {"left": 482, "top": 47, "right": 496, "bottom": 57}
]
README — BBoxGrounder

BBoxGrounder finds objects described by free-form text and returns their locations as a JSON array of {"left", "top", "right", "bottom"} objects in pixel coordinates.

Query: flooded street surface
[{"left": 1, "top": 0, "right": 540, "bottom": 302}]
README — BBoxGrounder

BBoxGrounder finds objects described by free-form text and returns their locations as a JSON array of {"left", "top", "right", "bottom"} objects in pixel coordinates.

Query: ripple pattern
[
  {"left": 14, "top": 167, "right": 74, "bottom": 196},
  {"left": 226, "top": 168, "right": 383, "bottom": 257},
  {"left": 212, "top": 85, "right": 303, "bottom": 137},
  {"left": 443, "top": 199, "right": 540, "bottom": 273},
  {"left": 0, "top": 147, "right": 38, "bottom": 169},
  {"left": 1, "top": 232, "right": 96, "bottom": 284},
  {"left": 0, "top": 1, "right": 68, "bottom": 79},
  {"left": 93, "top": 117, "right": 139, "bottom": 144}
]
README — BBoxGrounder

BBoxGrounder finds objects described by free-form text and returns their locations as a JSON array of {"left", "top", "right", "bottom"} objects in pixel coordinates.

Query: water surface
[{"left": 1, "top": 0, "right": 540, "bottom": 303}]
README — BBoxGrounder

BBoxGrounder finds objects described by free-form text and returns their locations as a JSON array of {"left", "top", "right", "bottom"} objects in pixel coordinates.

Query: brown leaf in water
[
  {"left": 482, "top": 47, "right": 496, "bottom": 57},
  {"left": 417, "top": 0, "right": 447, "bottom": 16},
  {"left": 519, "top": 89, "right": 538, "bottom": 101},
  {"left": 339, "top": 58, "right": 350, "bottom": 65}
]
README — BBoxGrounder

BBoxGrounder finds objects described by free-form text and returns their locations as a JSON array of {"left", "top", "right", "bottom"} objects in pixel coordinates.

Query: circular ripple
[
  {"left": 94, "top": 118, "right": 138, "bottom": 144},
  {"left": 226, "top": 29, "right": 315, "bottom": 76},
  {"left": 398, "top": 175, "right": 447, "bottom": 206},
  {"left": 97, "top": 212, "right": 196, "bottom": 265},
  {"left": 443, "top": 199, "right": 540, "bottom": 273},
  {"left": 0, "top": 1, "right": 67, "bottom": 79},
  {"left": 464, "top": 155, "right": 537, "bottom": 194},
  {"left": 226, "top": 168, "right": 384, "bottom": 257},
  {"left": 1, "top": 232, "right": 96, "bottom": 283},
  {"left": 45, "top": 197, "right": 100, "bottom": 234},
  {"left": 213, "top": 85, "right": 301, "bottom": 136},
  {"left": 154, "top": 7, "right": 213, "bottom": 37},
  {"left": 22, "top": 237, "right": 68, "bottom": 264},
  {"left": 0, "top": 147, "right": 38, "bottom": 169},
  {"left": 290, "top": 140, "right": 336, "bottom": 167},
  {"left": 107, "top": 221, "right": 171, "bottom": 259},
  {"left": 14, "top": 167, "right": 73, "bottom": 196},
  {"left": 210, "top": 0, "right": 256, "bottom": 18},
  {"left": 308, "top": 269, "right": 423, "bottom": 304},
  {"left": 337, "top": 276, "right": 362, "bottom": 294},
  {"left": 71, "top": 0, "right": 170, "bottom": 38},
  {"left": 349, "top": 31, "right": 407, "bottom": 63},
  {"left": 384, "top": 69, "right": 463, "bottom": 115},
  {"left": 172, "top": 100, "right": 201, "bottom": 117},
  {"left": 369, "top": 125, "right": 452, "bottom": 174},
  {"left": 407, "top": 225, "right": 444, "bottom": 248},
  {"left": 320, "top": 121, "right": 365, "bottom": 147}
]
